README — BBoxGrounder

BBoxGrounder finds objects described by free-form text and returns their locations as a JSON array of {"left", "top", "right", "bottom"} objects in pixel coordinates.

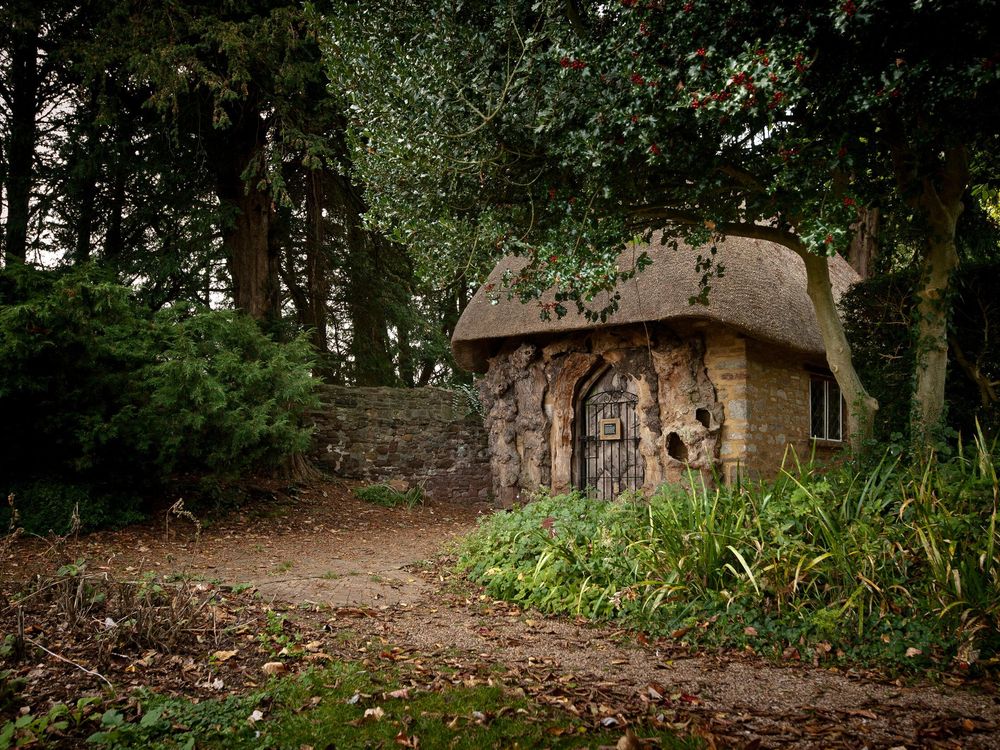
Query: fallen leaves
[{"left": 262, "top": 662, "right": 287, "bottom": 676}]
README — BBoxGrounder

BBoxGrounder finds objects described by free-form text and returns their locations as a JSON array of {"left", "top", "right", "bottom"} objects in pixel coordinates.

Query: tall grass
[{"left": 458, "top": 437, "right": 1000, "bottom": 669}]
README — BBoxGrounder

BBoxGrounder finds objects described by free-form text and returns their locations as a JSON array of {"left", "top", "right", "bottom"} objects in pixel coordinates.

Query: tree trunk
[
  {"left": 211, "top": 111, "right": 279, "bottom": 323},
  {"left": 3, "top": 7, "right": 40, "bottom": 265},
  {"left": 891, "top": 144, "right": 968, "bottom": 450},
  {"left": 326, "top": 172, "right": 396, "bottom": 386},
  {"left": 103, "top": 130, "right": 127, "bottom": 262},
  {"left": 346, "top": 234, "right": 396, "bottom": 386},
  {"left": 847, "top": 206, "right": 879, "bottom": 280},
  {"left": 225, "top": 187, "right": 276, "bottom": 319},
  {"left": 912, "top": 207, "right": 962, "bottom": 446},
  {"left": 304, "top": 169, "right": 329, "bottom": 354},
  {"left": 684, "top": 216, "right": 880, "bottom": 444},
  {"left": 71, "top": 86, "right": 102, "bottom": 264},
  {"left": 798, "top": 250, "right": 879, "bottom": 441},
  {"left": 950, "top": 335, "right": 997, "bottom": 410}
]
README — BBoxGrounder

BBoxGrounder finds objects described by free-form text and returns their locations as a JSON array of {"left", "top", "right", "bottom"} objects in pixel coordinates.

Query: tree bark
[
  {"left": 346, "top": 233, "right": 396, "bottom": 386},
  {"left": 847, "top": 206, "right": 879, "bottom": 280},
  {"left": 304, "top": 169, "right": 329, "bottom": 354},
  {"left": 225, "top": 185, "right": 276, "bottom": 320},
  {"left": 797, "top": 249, "right": 879, "bottom": 441},
  {"left": 103, "top": 163, "right": 126, "bottom": 262},
  {"left": 326, "top": 171, "right": 396, "bottom": 386},
  {"left": 891, "top": 144, "right": 968, "bottom": 449},
  {"left": 950, "top": 335, "right": 997, "bottom": 410},
  {"left": 102, "top": 117, "right": 129, "bottom": 263},
  {"left": 210, "top": 110, "right": 279, "bottom": 323},
  {"left": 912, "top": 205, "right": 962, "bottom": 445},
  {"left": 71, "top": 85, "right": 101, "bottom": 264},
  {"left": 3, "top": 7, "right": 40, "bottom": 265}
]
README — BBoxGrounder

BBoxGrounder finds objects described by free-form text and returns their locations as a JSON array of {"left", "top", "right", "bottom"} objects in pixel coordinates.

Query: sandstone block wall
[
  {"left": 702, "top": 329, "right": 750, "bottom": 483},
  {"left": 309, "top": 385, "right": 490, "bottom": 503},
  {"left": 704, "top": 333, "right": 842, "bottom": 481},
  {"left": 746, "top": 340, "right": 842, "bottom": 471}
]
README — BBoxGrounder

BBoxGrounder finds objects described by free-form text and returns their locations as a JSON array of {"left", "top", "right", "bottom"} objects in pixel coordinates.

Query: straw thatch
[{"left": 452, "top": 234, "right": 859, "bottom": 372}]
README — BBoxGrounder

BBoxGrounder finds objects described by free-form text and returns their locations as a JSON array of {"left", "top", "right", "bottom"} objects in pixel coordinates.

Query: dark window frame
[{"left": 809, "top": 375, "right": 843, "bottom": 442}]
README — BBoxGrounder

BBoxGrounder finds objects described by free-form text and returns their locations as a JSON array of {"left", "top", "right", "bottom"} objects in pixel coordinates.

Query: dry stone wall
[{"left": 309, "top": 385, "right": 490, "bottom": 503}]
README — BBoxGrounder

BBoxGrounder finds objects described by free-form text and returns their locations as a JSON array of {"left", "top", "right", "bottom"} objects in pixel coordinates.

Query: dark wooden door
[{"left": 578, "top": 371, "right": 643, "bottom": 500}]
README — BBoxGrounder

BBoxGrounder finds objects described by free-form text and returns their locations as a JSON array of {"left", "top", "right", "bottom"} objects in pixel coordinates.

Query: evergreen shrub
[{"left": 0, "top": 266, "right": 318, "bottom": 533}]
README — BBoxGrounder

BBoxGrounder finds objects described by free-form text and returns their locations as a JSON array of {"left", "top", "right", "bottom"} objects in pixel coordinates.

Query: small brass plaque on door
[{"left": 599, "top": 418, "right": 622, "bottom": 441}]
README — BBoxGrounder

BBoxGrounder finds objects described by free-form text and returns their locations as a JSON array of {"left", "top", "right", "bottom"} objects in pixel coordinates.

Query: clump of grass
[
  {"left": 458, "top": 435, "right": 1000, "bottom": 672},
  {"left": 353, "top": 483, "right": 424, "bottom": 509}
]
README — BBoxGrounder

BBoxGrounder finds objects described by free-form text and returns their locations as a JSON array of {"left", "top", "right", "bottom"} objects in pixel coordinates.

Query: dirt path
[{"left": 13, "top": 483, "right": 1000, "bottom": 749}]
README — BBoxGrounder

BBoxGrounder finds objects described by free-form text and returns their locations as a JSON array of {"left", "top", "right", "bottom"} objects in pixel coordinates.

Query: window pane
[
  {"left": 810, "top": 378, "right": 827, "bottom": 438},
  {"left": 828, "top": 380, "right": 842, "bottom": 441}
]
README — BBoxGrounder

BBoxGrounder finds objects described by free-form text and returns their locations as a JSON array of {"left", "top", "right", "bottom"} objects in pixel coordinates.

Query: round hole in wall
[{"left": 695, "top": 408, "right": 712, "bottom": 429}]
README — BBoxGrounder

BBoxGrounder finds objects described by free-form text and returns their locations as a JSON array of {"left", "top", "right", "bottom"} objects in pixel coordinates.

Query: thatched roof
[{"left": 452, "top": 234, "right": 859, "bottom": 372}]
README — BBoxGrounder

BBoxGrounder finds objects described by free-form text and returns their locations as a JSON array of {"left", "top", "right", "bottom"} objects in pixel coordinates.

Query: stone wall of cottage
[
  {"left": 702, "top": 328, "right": 750, "bottom": 484},
  {"left": 745, "top": 340, "right": 813, "bottom": 472},
  {"left": 309, "top": 385, "right": 491, "bottom": 503},
  {"left": 703, "top": 333, "right": 841, "bottom": 480},
  {"left": 479, "top": 324, "right": 723, "bottom": 506},
  {"left": 745, "top": 340, "right": 842, "bottom": 471}
]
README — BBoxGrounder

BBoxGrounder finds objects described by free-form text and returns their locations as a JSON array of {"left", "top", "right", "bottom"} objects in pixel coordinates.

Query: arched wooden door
[{"left": 577, "top": 369, "right": 643, "bottom": 500}]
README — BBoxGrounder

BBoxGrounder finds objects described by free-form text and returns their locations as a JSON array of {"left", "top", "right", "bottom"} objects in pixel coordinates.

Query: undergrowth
[
  {"left": 459, "top": 437, "right": 1000, "bottom": 673},
  {"left": 1, "top": 662, "right": 697, "bottom": 749},
  {"left": 353, "top": 483, "right": 424, "bottom": 509}
]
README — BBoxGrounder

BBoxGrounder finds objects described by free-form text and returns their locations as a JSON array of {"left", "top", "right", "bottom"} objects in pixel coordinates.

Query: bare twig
[{"left": 25, "top": 637, "right": 114, "bottom": 691}]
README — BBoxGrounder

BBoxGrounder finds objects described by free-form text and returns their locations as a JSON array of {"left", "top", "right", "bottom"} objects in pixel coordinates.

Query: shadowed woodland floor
[{"left": 4, "top": 483, "right": 999, "bottom": 749}]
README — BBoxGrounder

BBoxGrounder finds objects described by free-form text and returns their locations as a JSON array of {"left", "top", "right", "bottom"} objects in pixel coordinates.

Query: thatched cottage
[{"left": 452, "top": 235, "right": 859, "bottom": 506}]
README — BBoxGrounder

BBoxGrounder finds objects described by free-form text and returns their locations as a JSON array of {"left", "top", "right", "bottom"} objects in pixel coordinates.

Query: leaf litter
[{"left": 2, "top": 480, "right": 998, "bottom": 748}]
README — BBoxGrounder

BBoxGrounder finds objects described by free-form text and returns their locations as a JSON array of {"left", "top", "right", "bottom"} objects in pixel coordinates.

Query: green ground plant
[
  {"left": 1, "top": 662, "right": 697, "bottom": 749},
  {"left": 459, "top": 437, "right": 1000, "bottom": 672},
  {"left": 353, "top": 483, "right": 424, "bottom": 509}
]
